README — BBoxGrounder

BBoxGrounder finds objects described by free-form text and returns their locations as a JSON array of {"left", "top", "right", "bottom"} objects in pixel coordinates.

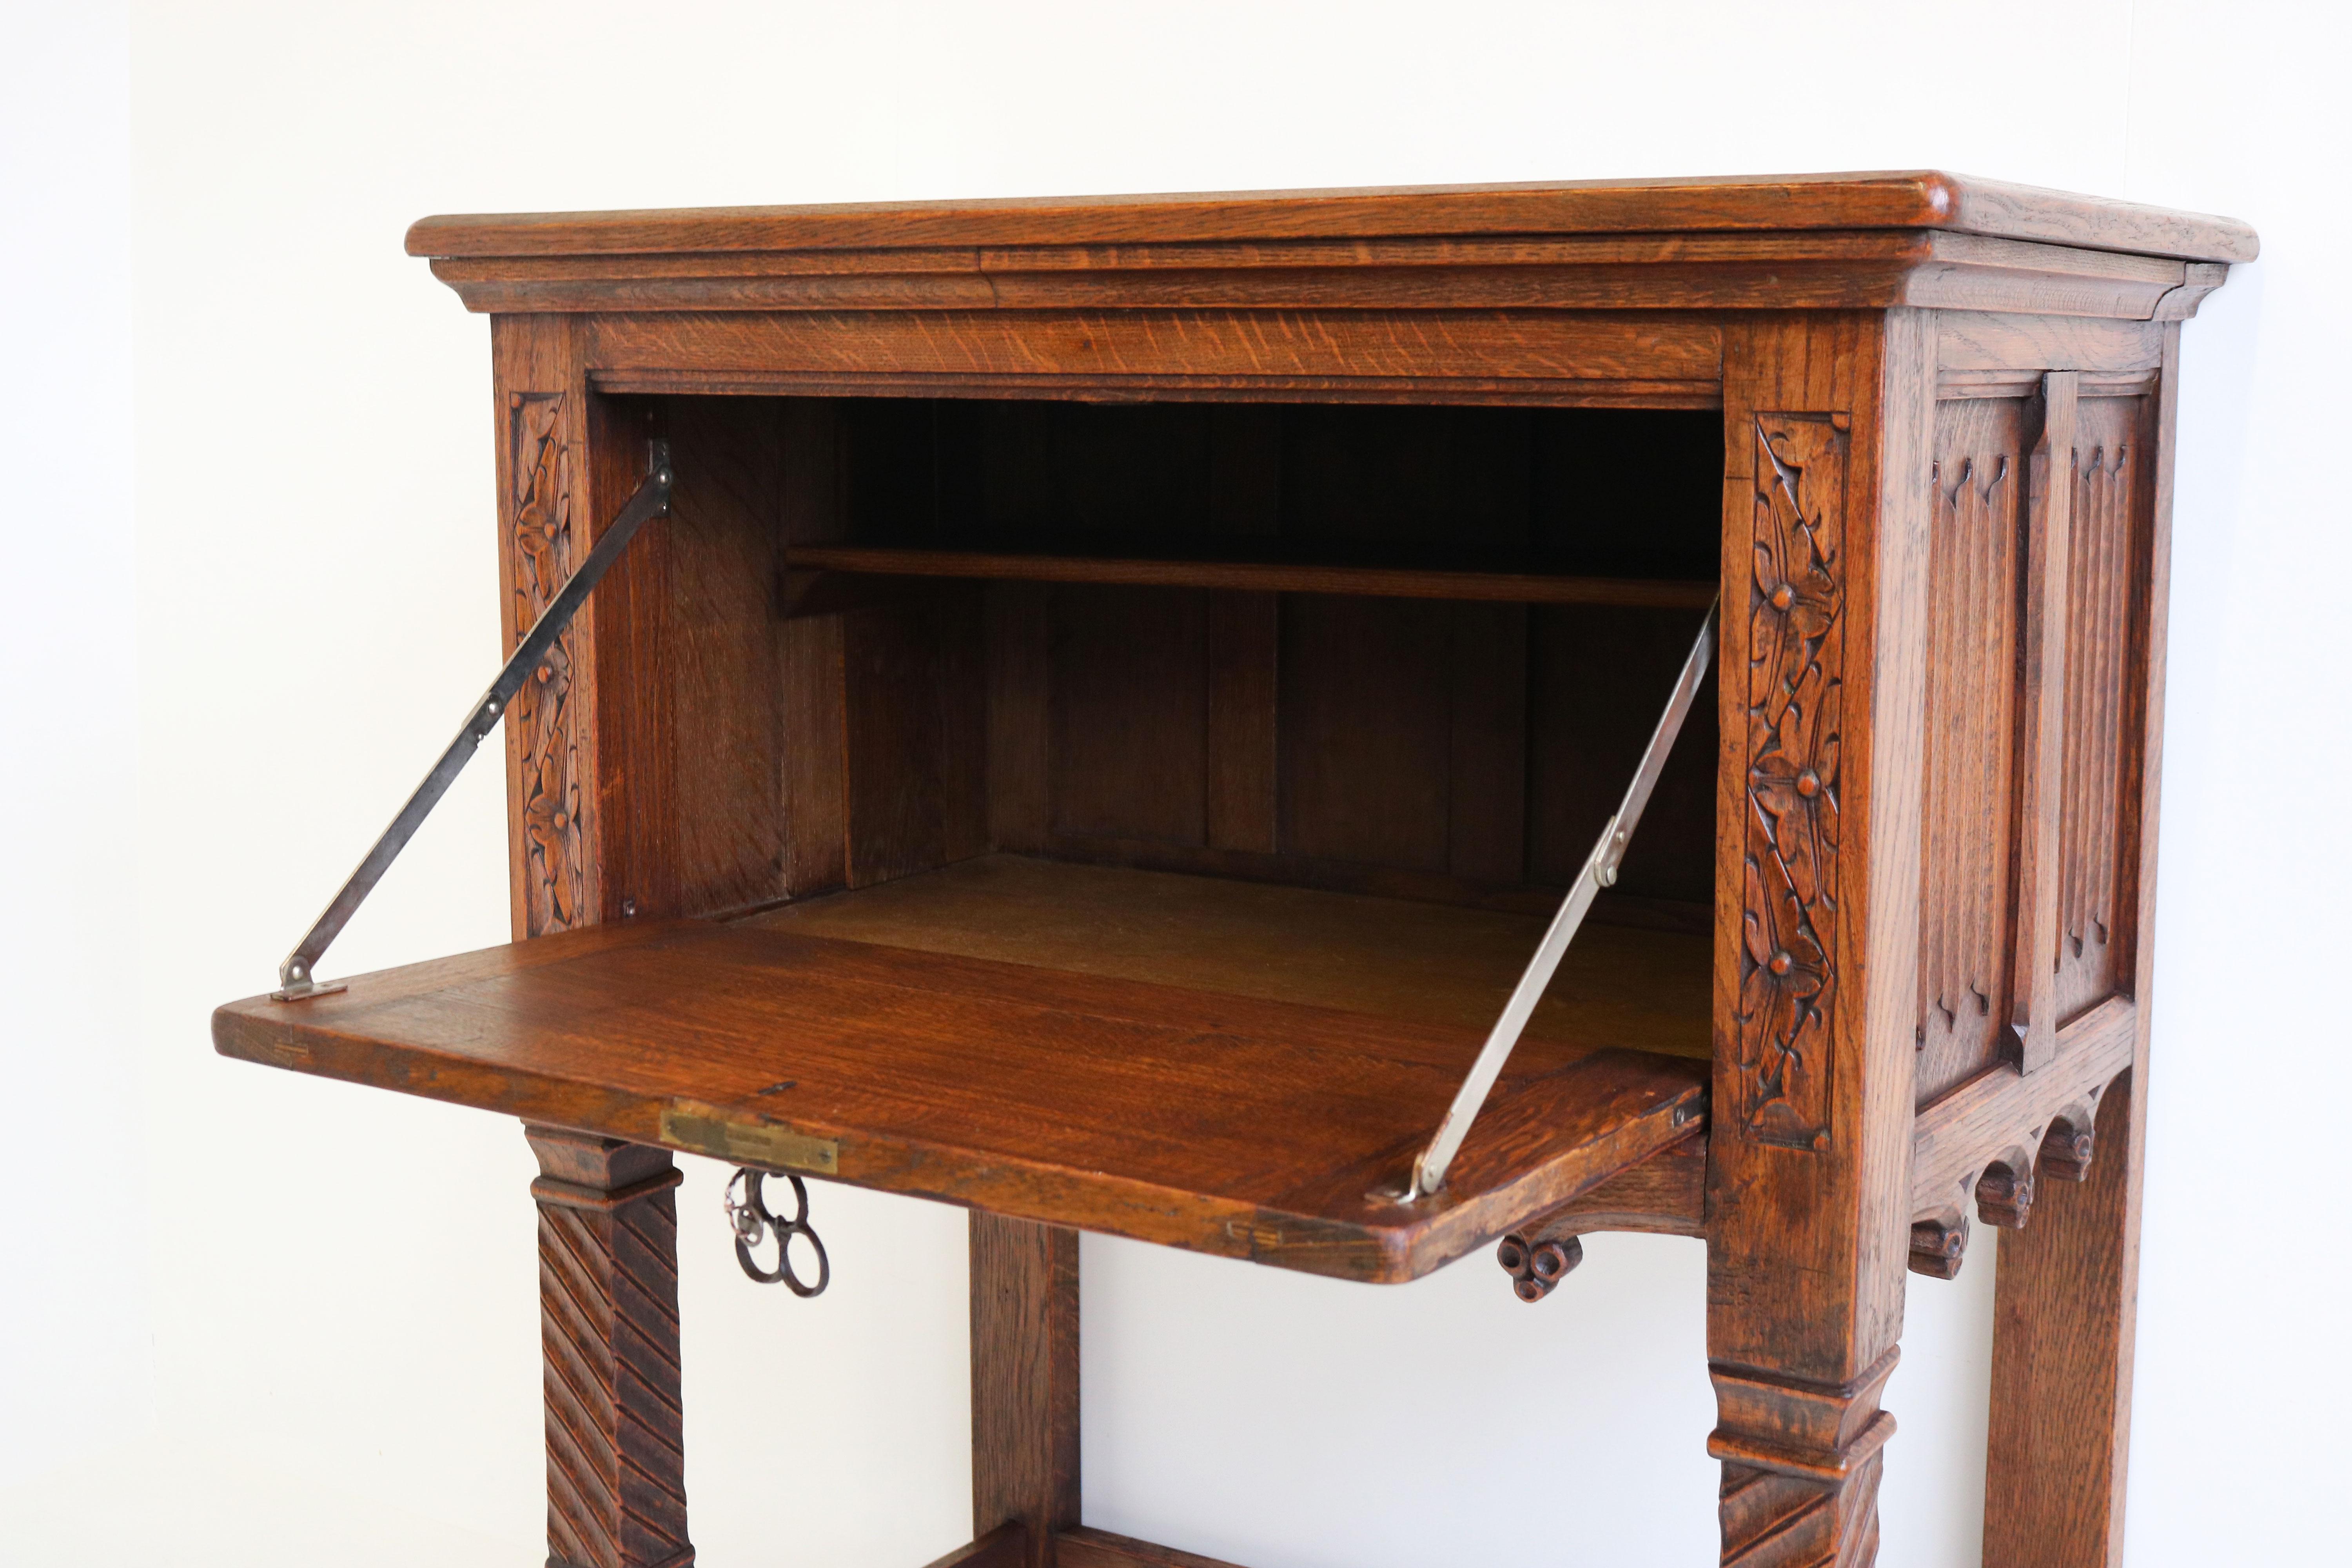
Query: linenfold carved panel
[
  {"left": 2055, "top": 396, "right": 2146, "bottom": 1020},
  {"left": 507, "top": 391, "right": 588, "bottom": 935},
  {"left": 1916, "top": 399, "right": 2027, "bottom": 1104},
  {"left": 1735, "top": 414, "right": 1847, "bottom": 1153}
]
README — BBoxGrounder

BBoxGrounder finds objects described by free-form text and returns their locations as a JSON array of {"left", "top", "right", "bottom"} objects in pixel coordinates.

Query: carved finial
[
  {"left": 1497, "top": 1232, "right": 1582, "bottom": 1303},
  {"left": 1909, "top": 1214, "right": 1969, "bottom": 1279}
]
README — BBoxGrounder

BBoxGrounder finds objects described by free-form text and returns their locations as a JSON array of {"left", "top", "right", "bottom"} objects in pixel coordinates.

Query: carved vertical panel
[
  {"left": 507, "top": 390, "right": 590, "bottom": 935},
  {"left": 1735, "top": 414, "right": 1847, "bottom": 1152},
  {"left": 2054, "top": 396, "right": 2147, "bottom": 1020},
  {"left": 1916, "top": 398, "right": 2029, "bottom": 1103}
]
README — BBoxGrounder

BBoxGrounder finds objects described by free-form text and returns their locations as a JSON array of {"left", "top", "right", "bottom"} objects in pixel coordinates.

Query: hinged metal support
[
  {"left": 1401, "top": 598, "right": 1719, "bottom": 1201},
  {"left": 271, "top": 443, "right": 674, "bottom": 1000}
]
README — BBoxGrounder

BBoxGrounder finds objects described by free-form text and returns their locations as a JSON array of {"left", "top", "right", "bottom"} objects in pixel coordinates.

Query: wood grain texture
[
  {"left": 586, "top": 310, "right": 1721, "bottom": 401},
  {"left": 1731, "top": 408, "right": 1849, "bottom": 1152},
  {"left": 525, "top": 1127, "right": 692, "bottom": 1568},
  {"left": 1978, "top": 326, "right": 2182, "bottom": 1568},
  {"left": 492, "top": 317, "right": 599, "bottom": 939},
  {"left": 1707, "top": 310, "right": 1931, "bottom": 1567},
  {"left": 1908, "top": 998, "right": 2136, "bottom": 1255},
  {"left": 223, "top": 171, "right": 2249, "bottom": 1568},
  {"left": 756, "top": 855, "right": 1709, "bottom": 1058},
  {"left": 408, "top": 173, "right": 2256, "bottom": 263},
  {"left": 1983, "top": 1074, "right": 2139, "bottom": 1566},
  {"left": 1519, "top": 1130, "right": 1707, "bottom": 1242},
  {"left": 2011, "top": 374, "right": 2078, "bottom": 1074},
  {"left": 1916, "top": 396, "right": 2027, "bottom": 1103},
  {"left": 408, "top": 177, "right": 2250, "bottom": 332},
  {"left": 1709, "top": 1351, "right": 1898, "bottom": 1568},
  {"left": 1935, "top": 314, "right": 2163, "bottom": 379},
  {"left": 842, "top": 582, "right": 989, "bottom": 887},
  {"left": 424, "top": 232, "right": 2204, "bottom": 322},
  {"left": 2053, "top": 394, "right": 2151, "bottom": 1023},
  {"left": 972, "top": 1216, "right": 1078, "bottom": 1568},
  {"left": 628, "top": 395, "right": 789, "bottom": 919},
  {"left": 216, "top": 900, "right": 1707, "bottom": 1283}
]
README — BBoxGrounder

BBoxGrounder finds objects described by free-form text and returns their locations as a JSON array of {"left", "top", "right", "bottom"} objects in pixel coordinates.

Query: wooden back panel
[{"left": 784, "top": 397, "right": 1723, "bottom": 920}]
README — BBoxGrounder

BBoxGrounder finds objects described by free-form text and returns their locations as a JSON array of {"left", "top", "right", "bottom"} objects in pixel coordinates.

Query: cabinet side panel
[
  {"left": 660, "top": 396, "right": 788, "bottom": 916},
  {"left": 2053, "top": 394, "right": 2150, "bottom": 1019},
  {"left": 1916, "top": 396, "right": 2030, "bottom": 1103}
]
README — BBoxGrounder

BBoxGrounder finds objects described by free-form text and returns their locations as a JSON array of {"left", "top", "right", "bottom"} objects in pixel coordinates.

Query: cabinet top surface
[{"left": 408, "top": 169, "right": 2256, "bottom": 264}]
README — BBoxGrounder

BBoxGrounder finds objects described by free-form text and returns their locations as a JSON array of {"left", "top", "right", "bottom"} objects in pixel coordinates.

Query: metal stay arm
[
  {"left": 1403, "top": 598, "right": 1719, "bottom": 1200},
  {"left": 272, "top": 444, "right": 674, "bottom": 1001}
]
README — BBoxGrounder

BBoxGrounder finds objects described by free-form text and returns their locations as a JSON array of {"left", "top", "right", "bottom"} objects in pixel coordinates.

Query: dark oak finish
[
  {"left": 972, "top": 1216, "right": 1078, "bottom": 1568},
  {"left": 214, "top": 880, "right": 1708, "bottom": 1281},
  {"left": 1704, "top": 310, "right": 1929, "bottom": 1567},
  {"left": 213, "top": 173, "right": 2248, "bottom": 1568},
  {"left": 525, "top": 1127, "right": 693, "bottom": 1568}
]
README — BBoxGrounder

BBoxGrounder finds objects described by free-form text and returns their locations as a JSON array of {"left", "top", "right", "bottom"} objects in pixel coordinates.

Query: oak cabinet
[{"left": 215, "top": 171, "right": 2254, "bottom": 1568}]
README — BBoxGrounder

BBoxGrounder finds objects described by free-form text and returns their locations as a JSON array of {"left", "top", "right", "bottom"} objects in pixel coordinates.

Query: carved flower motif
[
  {"left": 521, "top": 718, "right": 584, "bottom": 931},
  {"left": 1739, "top": 851, "right": 1833, "bottom": 1150},
  {"left": 1748, "top": 667, "right": 1841, "bottom": 909}
]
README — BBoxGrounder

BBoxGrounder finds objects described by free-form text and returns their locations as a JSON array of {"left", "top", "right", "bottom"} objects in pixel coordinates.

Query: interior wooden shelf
[
  {"left": 213, "top": 856, "right": 1708, "bottom": 1282},
  {"left": 786, "top": 544, "right": 1719, "bottom": 609}
]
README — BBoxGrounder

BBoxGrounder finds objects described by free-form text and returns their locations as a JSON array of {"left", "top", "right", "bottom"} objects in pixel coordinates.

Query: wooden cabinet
[{"left": 214, "top": 171, "right": 2254, "bottom": 1567}]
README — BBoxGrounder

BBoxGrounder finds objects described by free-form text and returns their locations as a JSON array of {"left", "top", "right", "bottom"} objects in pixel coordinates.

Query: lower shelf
[{"left": 213, "top": 855, "right": 1709, "bottom": 1282}]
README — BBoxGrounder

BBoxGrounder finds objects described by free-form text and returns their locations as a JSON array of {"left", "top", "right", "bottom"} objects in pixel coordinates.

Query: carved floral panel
[
  {"left": 1735, "top": 414, "right": 1847, "bottom": 1152},
  {"left": 507, "top": 390, "right": 587, "bottom": 935}
]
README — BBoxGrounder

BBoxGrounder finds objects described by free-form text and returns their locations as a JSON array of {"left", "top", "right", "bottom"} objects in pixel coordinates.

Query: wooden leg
[
  {"left": 1981, "top": 1068, "right": 2144, "bottom": 1566},
  {"left": 1710, "top": 1352, "right": 1898, "bottom": 1567},
  {"left": 526, "top": 1124, "right": 694, "bottom": 1568},
  {"left": 1703, "top": 310, "right": 1933, "bottom": 1567},
  {"left": 971, "top": 1212, "right": 1080, "bottom": 1568}
]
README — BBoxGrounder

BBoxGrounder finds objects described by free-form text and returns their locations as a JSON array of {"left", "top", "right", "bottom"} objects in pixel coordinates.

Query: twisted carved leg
[
  {"left": 1710, "top": 1352, "right": 1898, "bottom": 1567},
  {"left": 526, "top": 1125, "right": 694, "bottom": 1568}
]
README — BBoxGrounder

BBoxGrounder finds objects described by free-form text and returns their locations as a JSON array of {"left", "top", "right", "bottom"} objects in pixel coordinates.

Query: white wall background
[{"left": 2, "top": 2, "right": 2341, "bottom": 1563}]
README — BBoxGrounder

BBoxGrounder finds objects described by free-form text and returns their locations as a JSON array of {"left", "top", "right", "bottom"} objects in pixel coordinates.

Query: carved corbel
[
  {"left": 1906, "top": 1002, "right": 2137, "bottom": 1279},
  {"left": 2038, "top": 1090, "right": 2103, "bottom": 1183},
  {"left": 1974, "top": 1141, "right": 2040, "bottom": 1230},
  {"left": 1909, "top": 1212, "right": 1969, "bottom": 1281}
]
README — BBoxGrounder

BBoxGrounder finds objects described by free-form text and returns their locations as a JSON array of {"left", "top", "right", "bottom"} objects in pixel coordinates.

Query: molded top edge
[{"left": 406, "top": 170, "right": 2257, "bottom": 265}]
